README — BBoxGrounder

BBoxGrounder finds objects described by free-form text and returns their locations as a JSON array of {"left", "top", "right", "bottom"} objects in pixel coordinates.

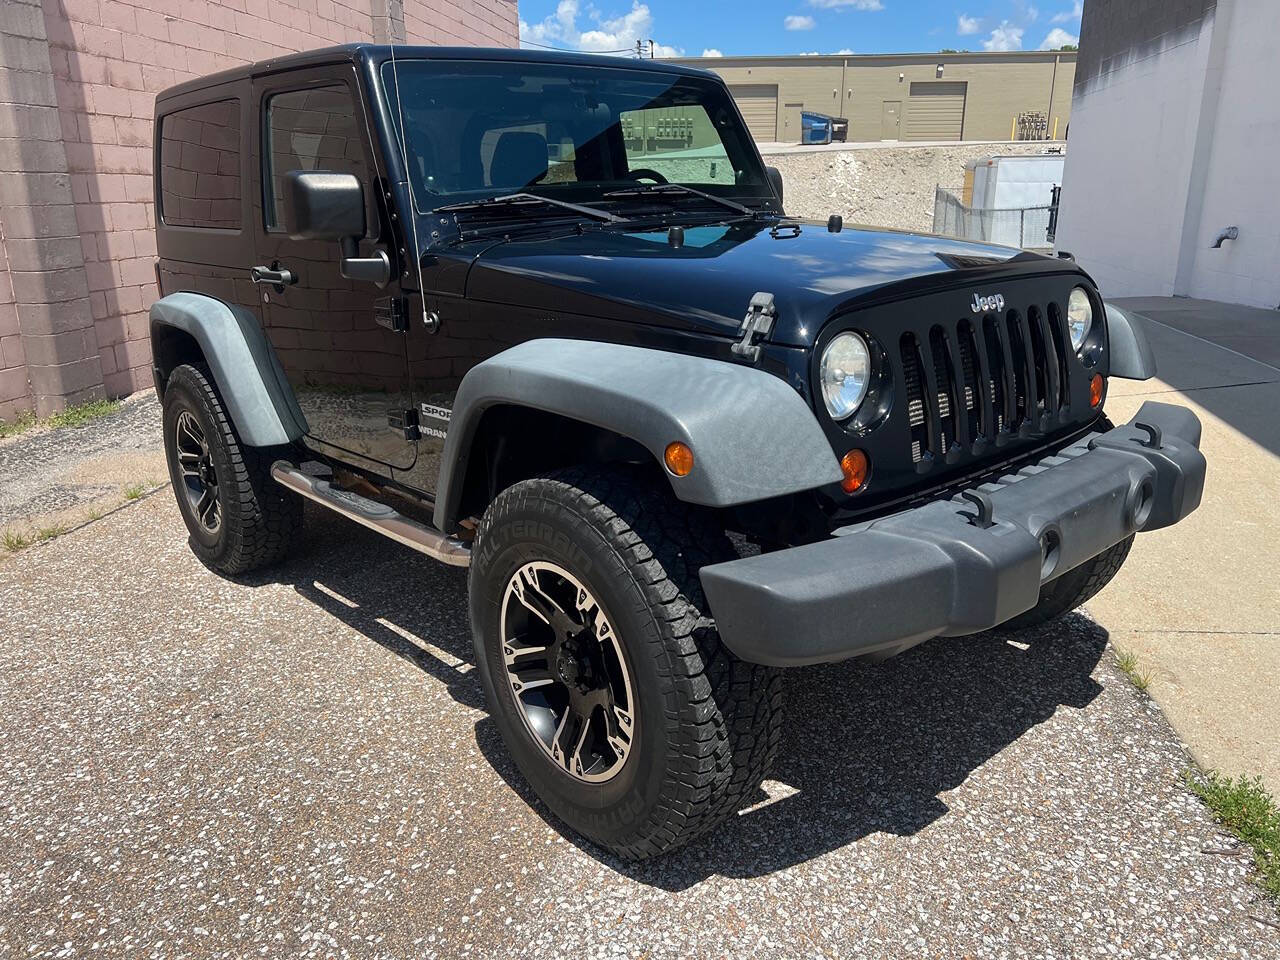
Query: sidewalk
[{"left": 1092, "top": 297, "right": 1280, "bottom": 795}]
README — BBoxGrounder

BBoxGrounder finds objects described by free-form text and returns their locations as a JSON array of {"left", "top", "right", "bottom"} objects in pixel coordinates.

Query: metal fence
[{"left": 932, "top": 186, "right": 1056, "bottom": 252}]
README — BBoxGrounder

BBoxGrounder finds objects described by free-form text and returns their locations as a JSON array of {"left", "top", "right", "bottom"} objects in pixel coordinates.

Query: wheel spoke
[
  {"left": 509, "top": 565, "right": 565, "bottom": 627},
  {"left": 509, "top": 670, "right": 555, "bottom": 696},
  {"left": 196, "top": 488, "right": 218, "bottom": 527},
  {"left": 605, "top": 704, "right": 634, "bottom": 764},
  {"left": 503, "top": 639, "right": 550, "bottom": 668},
  {"left": 551, "top": 707, "right": 589, "bottom": 776}
]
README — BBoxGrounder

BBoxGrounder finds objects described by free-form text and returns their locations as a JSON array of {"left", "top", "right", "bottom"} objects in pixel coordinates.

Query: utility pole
[{"left": 635, "top": 39, "right": 643, "bottom": 59}]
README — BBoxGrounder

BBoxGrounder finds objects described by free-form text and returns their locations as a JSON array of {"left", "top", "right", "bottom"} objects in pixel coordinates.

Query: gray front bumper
[{"left": 700, "top": 401, "right": 1206, "bottom": 666}]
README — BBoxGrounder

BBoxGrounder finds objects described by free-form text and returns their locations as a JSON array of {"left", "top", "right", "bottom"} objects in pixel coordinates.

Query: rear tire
[
  {"left": 469, "top": 467, "right": 783, "bottom": 860},
  {"left": 161, "top": 363, "right": 302, "bottom": 575},
  {"left": 1004, "top": 534, "right": 1135, "bottom": 630}
]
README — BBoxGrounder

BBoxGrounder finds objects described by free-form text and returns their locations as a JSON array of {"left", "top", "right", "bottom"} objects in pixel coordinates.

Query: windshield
[{"left": 379, "top": 59, "right": 772, "bottom": 212}]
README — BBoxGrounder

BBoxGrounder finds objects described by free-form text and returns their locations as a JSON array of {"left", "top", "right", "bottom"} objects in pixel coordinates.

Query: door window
[{"left": 264, "top": 86, "right": 369, "bottom": 230}]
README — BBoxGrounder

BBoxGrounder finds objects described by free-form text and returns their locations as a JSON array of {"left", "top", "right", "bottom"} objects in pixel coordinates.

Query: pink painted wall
[{"left": 35, "top": 0, "right": 518, "bottom": 400}]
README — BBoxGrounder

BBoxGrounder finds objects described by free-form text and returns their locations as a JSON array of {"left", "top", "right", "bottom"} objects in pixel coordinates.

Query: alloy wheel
[
  {"left": 500, "top": 561, "right": 636, "bottom": 783},
  {"left": 174, "top": 410, "right": 222, "bottom": 534}
]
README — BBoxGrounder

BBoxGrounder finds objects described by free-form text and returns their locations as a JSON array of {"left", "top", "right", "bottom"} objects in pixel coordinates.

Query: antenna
[{"left": 386, "top": 6, "right": 430, "bottom": 329}]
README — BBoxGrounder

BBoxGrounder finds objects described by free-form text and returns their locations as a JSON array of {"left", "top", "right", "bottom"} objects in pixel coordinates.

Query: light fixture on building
[
  {"left": 899, "top": 72, "right": 905, "bottom": 81},
  {"left": 937, "top": 63, "right": 945, "bottom": 77}
]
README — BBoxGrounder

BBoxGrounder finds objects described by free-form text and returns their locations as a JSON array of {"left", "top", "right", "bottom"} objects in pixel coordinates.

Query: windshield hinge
[
  {"left": 375, "top": 296, "right": 408, "bottom": 333},
  {"left": 731, "top": 292, "right": 777, "bottom": 363}
]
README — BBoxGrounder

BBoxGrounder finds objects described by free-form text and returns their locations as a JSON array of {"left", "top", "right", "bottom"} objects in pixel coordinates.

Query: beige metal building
[{"left": 664, "top": 51, "right": 1076, "bottom": 144}]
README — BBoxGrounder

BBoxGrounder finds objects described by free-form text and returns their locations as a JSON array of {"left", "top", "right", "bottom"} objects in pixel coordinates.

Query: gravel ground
[
  {"left": 768, "top": 141, "right": 1061, "bottom": 233},
  {"left": 0, "top": 391, "right": 164, "bottom": 532},
  {"left": 1, "top": 492, "right": 1276, "bottom": 959}
]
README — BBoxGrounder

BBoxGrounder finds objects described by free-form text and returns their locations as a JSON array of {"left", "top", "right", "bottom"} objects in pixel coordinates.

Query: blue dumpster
[{"left": 801, "top": 111, "right": 832, "bottom": 145}]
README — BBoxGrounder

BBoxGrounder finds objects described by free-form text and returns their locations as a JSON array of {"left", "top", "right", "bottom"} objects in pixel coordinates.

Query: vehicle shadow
[
  {"left": 236, "top": 505, "right": 1107, "bottom": 889},
  {"left": 475, "top": 614, "right": 1107, "bottom": 890}
]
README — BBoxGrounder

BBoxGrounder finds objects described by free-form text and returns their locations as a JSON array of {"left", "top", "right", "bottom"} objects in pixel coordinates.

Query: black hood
[{"left": 460, "top": 219, "right": 1079, "bottom": 347}]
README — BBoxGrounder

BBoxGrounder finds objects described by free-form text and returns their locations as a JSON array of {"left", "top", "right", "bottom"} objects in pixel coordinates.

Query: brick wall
[
  {"left": 0, "top": 0, "right": 517, "bottom": 419},
  {"left": 1, "top": 0, "right": 105, "bottom": 420}
]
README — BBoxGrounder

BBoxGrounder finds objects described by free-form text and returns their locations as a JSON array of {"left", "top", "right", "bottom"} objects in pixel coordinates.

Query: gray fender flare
[
  {"left": 1105, "top": 303, "right": 1157, "bottom": 380},
  {"left": 433, "top": 338, "right": 842, "bottom": 531},
  {"left": 150, "top": 291, "right": 305, "bottom": 447}
]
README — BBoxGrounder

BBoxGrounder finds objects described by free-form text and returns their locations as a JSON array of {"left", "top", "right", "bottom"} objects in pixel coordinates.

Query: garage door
[
  {"left": 905, "top": 82, "right": 967, "bottom": 141},
  {"left": 730, "top": 84, "right": 779, "bottom": 142}
]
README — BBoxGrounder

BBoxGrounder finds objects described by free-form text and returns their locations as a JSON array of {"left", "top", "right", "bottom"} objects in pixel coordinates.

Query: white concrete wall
[
  {"left": 1182, "top": 0, "right": 1280, "bottom": 308},
  {"left": 1056, "top": 0, "right": 1280, "bottom": 309},
  {"left": 1054, "top": 15, "right": 1216, "bottom": 298}
]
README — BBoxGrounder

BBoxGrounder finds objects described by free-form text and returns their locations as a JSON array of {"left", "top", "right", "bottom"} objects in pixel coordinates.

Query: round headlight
[
  {"left": 1067, "top": 286, "right": 1093, "bottom": 351},
  {"left": 821, "top": 332, "right": 871, "bottom": 421}
]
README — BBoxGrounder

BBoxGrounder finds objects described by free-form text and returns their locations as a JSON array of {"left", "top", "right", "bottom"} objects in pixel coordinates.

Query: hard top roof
[{"left": 156, "top": 44, "right": 718, "bottom": 102}]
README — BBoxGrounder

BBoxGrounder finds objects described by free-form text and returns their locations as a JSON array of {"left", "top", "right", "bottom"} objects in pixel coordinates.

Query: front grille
[{"left": 899, "top": 304, "right": 1072, "bottom": 466}]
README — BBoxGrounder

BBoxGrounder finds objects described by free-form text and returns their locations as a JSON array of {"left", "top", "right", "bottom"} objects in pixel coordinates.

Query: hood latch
[{"left": 731, "top": 292, "right": 777, "bottom": 363}]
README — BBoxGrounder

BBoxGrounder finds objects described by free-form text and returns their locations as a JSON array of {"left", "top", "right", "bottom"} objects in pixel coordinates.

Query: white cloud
[
  {"left": 701, "top": 48, "right": 724, "bottom": 57},
  {"left": 1040, "top": 26, "right": 1078, "bottom": 48},
  {"left": 519, "top": 0, "right": 683, "bottom": 57},
  {"left": 983, "top": 20, "right": 1024, "bottom": 50},
  {"left": 1051, "top": 1, "right": 1084, "bottom": 23},
  {"left": 834, "top": 47, "right": 855, "bottom": 54},
  {"left": 957, "top": 13, "right": 980, "bottom": 34},
  {"left": 785, "top": 14, "right": 816, "bottom": 30},
  {"left": 1025, "top": 4, "right": 1039, "bottom": 22},
  {"left": 808, "top": 0, "right": 884, "bottom": 10}
]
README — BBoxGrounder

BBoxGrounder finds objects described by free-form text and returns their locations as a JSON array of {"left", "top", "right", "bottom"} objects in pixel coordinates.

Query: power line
[{"left": 519, "top": 38, "right": 635, "bottom": 54}]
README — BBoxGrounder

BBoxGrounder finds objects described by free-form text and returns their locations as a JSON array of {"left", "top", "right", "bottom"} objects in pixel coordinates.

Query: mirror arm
[{"left": 339, "top": 244, "right": 391, "bottom": 288}]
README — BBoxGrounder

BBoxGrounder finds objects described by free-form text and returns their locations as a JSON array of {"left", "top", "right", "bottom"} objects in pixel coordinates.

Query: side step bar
[{"left": 271, "top": 462, "right": 471, "bottom": 567}]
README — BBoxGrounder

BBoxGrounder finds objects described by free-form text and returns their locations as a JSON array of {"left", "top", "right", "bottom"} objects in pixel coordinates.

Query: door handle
[{"left": 250, "top": 265, "right": 296, "bottom": 286}]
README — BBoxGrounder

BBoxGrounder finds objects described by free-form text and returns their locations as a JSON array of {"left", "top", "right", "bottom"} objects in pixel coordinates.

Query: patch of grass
[
  {"left": 35, "top": 522, "right": 70, "bottom": 543},
  {"left": 1186, "top": 769, "right": 1280, "bottom": 901},
  {"left": 0, "top": 398, "right": 120, "bottom": 440},
  {"left": 43, "top": 398, "right": 120, "bottom": 430},
  {"left": 86, "top": 506, "right": 105, "bottom": 522},
  {"left": 1113, "top": 647, "right": 1154, "bottom": 693},
  {"left": 122, "top": 482, "right": 148, "bottom": 501},
  {"left": 0, "top": 410, "right": 37, "bottom": 440},
  {"left": 2, "top": 529, "right": 32, "bottom": 552}
]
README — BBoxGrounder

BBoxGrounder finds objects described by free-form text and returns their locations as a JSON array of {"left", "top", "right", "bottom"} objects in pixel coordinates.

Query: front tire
[
  {"left": 161, "top": 363, "right": 302, "bottom": 575},
  {"left": 1004, "top": 534, "right": 1135, "bottom": 630},
  {"left": 469, "top": 468, "right": 782, "bottom": 860}
]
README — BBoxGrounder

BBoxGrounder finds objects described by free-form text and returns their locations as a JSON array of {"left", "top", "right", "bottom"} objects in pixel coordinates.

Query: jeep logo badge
[{"left": 970, "top": 292, "right": 1006, "bottom": 314}]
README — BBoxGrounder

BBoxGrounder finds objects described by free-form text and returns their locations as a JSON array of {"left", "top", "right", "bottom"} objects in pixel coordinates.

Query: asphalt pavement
[{"left": 2, "top": 489, "right": 1276, "bottom": 958}]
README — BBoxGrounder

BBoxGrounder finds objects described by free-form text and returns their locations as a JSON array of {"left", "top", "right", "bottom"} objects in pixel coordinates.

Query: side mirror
[
  {"left": 283, "top": 171, "right": 365, "bottom": 242},
  {"left": 766, "top": 165, "right": 784, "bottom": 209},
  {"left": 282, "top": 171, "right": 390, "bottom": 287}
]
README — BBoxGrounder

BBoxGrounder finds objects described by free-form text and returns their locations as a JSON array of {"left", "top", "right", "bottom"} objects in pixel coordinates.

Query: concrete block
[
  {"left": 2, "top": 236, "right": 86, "bottom": 273},
  {"left": 11, "top": 267, "right": 90, "bottom": 305},
  {"left": 16, "top": 296, "right": 95, "bottom": 336},
  {"left": 28, "top": 354, "right": 104, "bottom": 398}
]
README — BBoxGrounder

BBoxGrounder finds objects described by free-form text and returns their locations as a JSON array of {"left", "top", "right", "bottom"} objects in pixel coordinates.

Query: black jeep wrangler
[{"left": 149, "top": 45, "right": 1206, "bottom": 859}]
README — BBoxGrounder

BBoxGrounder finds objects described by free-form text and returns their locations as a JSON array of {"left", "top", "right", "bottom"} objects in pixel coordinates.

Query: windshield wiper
[
  {"left": 436, "top": 192, "right": 624, "bottom": 224},
  {"left": 602, "top": 183, "right": 754, "bottom": 217}
]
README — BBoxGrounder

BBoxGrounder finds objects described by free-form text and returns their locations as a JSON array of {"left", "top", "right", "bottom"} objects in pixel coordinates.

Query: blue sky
[{"left": 518, "top": 0, "right": 1084, "bottom": 58}]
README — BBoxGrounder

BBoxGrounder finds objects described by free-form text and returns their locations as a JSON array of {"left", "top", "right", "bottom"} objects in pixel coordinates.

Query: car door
[{"left": 253, "top": 65, "right": 416, "bottom": 472}]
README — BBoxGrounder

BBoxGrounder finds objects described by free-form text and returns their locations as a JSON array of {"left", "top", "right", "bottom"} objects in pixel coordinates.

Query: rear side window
[
  {"left": 159, "top": 99, "right": 242, "bottom": 229},
  {"left": 264, "top": 86, "right": 369, "bottom": 230}
]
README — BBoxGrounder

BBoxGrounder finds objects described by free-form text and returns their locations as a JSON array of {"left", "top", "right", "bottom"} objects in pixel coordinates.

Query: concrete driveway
[
  {"left": 1, "top": 299, "right": 1278, "bottom": 958},
  {"left": 1101, "top": 298, "right": 1280, "bottom": 797}
]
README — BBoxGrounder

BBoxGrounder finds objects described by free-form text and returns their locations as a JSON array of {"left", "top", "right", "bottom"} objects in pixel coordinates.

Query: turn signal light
[
  {"left": 664, "top": 441, "right": 695, "bottom": 477},
  {"left": 840, "top": 449, "right": 869, "bottom": 494},
  {"left": 1090, "top": 374, "right": 1104, "bottom": 408}
]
